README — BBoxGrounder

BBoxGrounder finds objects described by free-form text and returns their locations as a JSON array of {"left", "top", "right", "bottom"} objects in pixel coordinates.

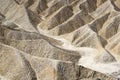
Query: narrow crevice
[
  {"left": 26, "top": 9, "right": 42, "bottom": 29},
  {"left": 76, "top": 67, "right": 81, "bottom": 80},
  {"left": 89, "top": 13, "right": 110, "bottom": 34},
  {"left": 26, "top": 0, "right": 35, "bottom": 8},
  {"left": 111, "top": 0, "right": 120, "bottom": 11},
  {"left": 19, "top": 53, "right": 37, "bottom": 80},
  {"left": 37, "top": 0, "right": 48, "bottom": 14},
  {"left": 14, "top": 0, "right": 21, "bottom": 5},
  {"left": 98, "top": 35, "right": 108, "bottom": 48}
]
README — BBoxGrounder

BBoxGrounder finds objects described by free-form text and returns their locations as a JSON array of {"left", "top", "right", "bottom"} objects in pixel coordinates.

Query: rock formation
[{"left": 0, "top": 0, "right": 120, "bottom": 80}]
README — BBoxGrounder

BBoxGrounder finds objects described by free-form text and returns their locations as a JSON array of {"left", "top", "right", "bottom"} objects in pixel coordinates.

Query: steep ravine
[{"left": 0, "top": 0, "right": 120, "bottom": 80}]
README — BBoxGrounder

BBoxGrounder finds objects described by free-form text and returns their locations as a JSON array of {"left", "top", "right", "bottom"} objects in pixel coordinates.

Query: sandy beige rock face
[{"left": 0, "top": 0, "right": 120, "bottom": 80}]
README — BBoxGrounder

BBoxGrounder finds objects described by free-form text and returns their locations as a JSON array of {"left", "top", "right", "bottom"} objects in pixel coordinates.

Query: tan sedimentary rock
[
  {"left": 0, "top": 0, "right": 120, "bottom": 80},
  {"left": 0, "top": 43, "right": 116, "bottom": 80}
]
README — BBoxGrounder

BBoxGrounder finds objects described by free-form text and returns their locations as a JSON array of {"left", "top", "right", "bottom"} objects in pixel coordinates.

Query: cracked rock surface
[{"left": 0, "top": 0, "right": 120, "bottom": 80}]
